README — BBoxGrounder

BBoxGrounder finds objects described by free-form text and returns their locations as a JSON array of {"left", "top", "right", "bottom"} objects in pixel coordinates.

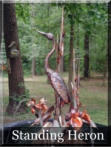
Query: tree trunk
[
  {"left": 108, "top": 2, "right": 111, "bottom": 126},
  {"left": 32, "top": 57, "right": 36, "bottom": 77},
  {"left": 84, "top": 31, "right": 89, "bottom": 78},
  {"left": 3, "top": 3, "right": 26, "bottom": 114},
  {"left": 68, "top": 21, "right": 74, "bottom": 98},
  {"left": 0, "top": 2, "right": 2, "bottom": 48}
]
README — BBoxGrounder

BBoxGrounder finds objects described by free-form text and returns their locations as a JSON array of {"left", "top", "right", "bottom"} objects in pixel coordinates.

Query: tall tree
[
  {"left": 84, "top": 31, "right": 89, "bottom": 78},
  {"left": 64, "top": 4, "right": 79, "bottom": 98},
  {"left": 83, "top": 4, "right": 91, "bottom": 78},
  {"left": 3, "top": 3, "right": 26, "bottom": 114},
  {"left": 64, "top": 4, "right": 76, "bottom": 98},
  {"left": 81, "top": 4, "right": 107, "bottom": 78},
  {"left": 68, "top": 14, "right": 74, "bottom": 98}
]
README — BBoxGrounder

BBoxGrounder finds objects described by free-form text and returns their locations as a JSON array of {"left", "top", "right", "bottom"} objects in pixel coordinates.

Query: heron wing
[{"left": 51, "top": 72, "right": 70, "bottom": 103}]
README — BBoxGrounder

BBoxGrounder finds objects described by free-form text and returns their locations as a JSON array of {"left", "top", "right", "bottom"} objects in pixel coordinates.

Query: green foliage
[
  {"left": 15, "top": 3, "right": 107, "bottom": 76},
  {"left": 16, "top": 4, "right": 30, "bottom": 23}
]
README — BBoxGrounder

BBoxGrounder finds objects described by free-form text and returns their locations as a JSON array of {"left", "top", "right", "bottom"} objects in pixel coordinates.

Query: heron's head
[{"left": 37, "top": 31, "right": 54, "bottom": 40}]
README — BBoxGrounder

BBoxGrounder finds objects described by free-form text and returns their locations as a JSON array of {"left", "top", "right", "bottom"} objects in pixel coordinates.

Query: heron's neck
[{"left": 45, "top": 40, "right": 55, "bottom": 71}]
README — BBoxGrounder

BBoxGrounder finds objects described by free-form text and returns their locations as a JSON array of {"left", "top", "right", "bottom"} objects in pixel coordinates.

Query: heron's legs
[{"left": 54, "top": 93, "right": 60, "bottom": 120}]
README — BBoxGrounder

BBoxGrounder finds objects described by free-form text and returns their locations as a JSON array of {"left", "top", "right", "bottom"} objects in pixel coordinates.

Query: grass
[{"left": 3, "top": 74, "right": 108, "bottom": 125}]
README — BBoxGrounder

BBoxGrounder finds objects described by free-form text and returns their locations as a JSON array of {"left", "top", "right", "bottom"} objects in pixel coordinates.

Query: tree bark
[
  {"left": 68, "top": 21, "right": 74, "bottom": 98},
  {"left": 3, "top": 3, "right": 26, "bottom": 114},
  {"left": 84, "top": 31, "right": 89, "bottom": 78},
  {"left": 32, "top": 57, "right": 36, "bottom": 77},
  {"left": 108, "top": 1, "right": 111, "bottom": 126}
]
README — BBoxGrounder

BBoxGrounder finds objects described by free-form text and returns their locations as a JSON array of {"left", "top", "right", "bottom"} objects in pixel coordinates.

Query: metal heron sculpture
[
  {"left": 37, "top": 31, "right": 71, "bottom": 109},
  {"left": 27, "top": 31, "right": 96, "bottom": 129}
]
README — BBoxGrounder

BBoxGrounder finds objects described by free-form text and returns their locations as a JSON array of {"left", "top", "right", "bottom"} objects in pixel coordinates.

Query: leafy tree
[
  {"left": 3, "top": 3, "right": 26, "bottom": 114},
  {"left": 81, "top": 4, "right": 107, "bottom": 77},
  {"left": 14, "top": 3, "right": 107, "bottom": 78}
]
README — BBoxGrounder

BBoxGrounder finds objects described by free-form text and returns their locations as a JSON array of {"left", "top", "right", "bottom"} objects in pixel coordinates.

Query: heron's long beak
[
  {"left": 37, "top": 30, "right": 54, "bottom": 40},
  {"left": 37, "top": 30, "right": 47, "bottom": 37}
]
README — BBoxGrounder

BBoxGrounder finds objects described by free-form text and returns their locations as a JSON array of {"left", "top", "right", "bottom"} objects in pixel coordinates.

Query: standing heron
[{"left": 37, "top": 31, "right": 71, "bottom": 120}]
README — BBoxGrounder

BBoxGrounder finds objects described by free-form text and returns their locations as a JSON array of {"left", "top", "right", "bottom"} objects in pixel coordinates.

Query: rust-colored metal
[
  {"left": 36, "top": 30, "right": 95, "bottom": 129},
  {"left": 38, "top": 31, "right": 71, "bottom": 105},
  {"left": 32, "top": 106, "right": 54, "bottom": 126}
]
